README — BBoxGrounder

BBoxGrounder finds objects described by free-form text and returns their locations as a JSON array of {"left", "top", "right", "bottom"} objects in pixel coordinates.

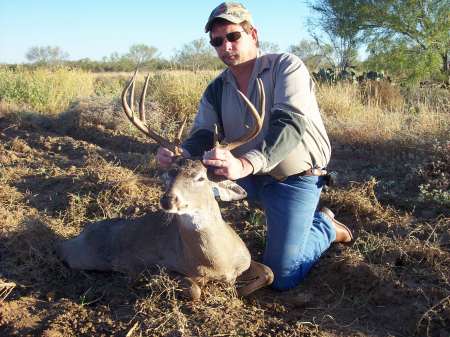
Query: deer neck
[
  {"left": 175, "top": 203, "right": 230, "bottom": 259},
  {"left": 176, "top": 201, "right": 224, "bottom": 233}
]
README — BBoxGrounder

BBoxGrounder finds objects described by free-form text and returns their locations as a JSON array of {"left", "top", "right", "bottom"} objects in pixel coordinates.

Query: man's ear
[
  {"left": 211, "top": 180, "right": 247, "bottom": 201},
  {"left": 251, "top": 27, "right": 258, "bottom": 44}
]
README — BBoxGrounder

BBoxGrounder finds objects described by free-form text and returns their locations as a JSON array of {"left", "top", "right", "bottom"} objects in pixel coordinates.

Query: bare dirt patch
[{"left": 0, "top": 108, "right": 448, "bottom": 337}]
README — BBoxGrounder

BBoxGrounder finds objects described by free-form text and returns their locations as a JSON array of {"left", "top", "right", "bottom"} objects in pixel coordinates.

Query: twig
[
  {"left": 125, "top": 321, "right": 139, "bottom": 337},
  {"left": 0, "top": 281, "right": 16, "bottom": 302},
  {"left": 425, "top": 221, "right": 439, "bottom": 244},
  {"left": 415, "top": 295, "right": 450, "bottom": 337}
]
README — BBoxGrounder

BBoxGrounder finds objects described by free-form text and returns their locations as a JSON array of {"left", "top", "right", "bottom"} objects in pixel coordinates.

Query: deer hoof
[{"left": 177, "top": 276, "right": 202, "bottom": 301}]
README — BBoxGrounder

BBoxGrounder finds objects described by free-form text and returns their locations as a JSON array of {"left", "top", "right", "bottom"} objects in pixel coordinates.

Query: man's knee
[
  {"left": 270, "top": 275, "right": 299, "bottom": 291},
  {"left": 266, "top": 260, "right": 314, "bottom": 291}
]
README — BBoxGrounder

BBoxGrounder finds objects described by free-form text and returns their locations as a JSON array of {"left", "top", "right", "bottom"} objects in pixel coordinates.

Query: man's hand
[
  {"left": 156, "top": 146, "right": 177, "bottom": 168},
  {"left": 203, "top": 147, "right": 253, "bottom": 180}
]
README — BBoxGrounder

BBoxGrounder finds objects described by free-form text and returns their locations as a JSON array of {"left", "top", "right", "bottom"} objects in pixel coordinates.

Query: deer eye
[{"left": 194, "top": 174, "right": 206, "bottom": 182}]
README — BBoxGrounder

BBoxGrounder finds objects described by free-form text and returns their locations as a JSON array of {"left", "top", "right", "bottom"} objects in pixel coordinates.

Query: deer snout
[{"left": 160, "top": 193, "right": 181, "bottom": 212}]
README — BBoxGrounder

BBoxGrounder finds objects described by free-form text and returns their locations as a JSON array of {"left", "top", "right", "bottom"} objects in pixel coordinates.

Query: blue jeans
[{"left": 237, "top": 174, "right": 336, "bottom": 290}]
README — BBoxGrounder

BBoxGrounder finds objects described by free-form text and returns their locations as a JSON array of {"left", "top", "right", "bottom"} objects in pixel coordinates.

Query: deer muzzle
[{"left": 160, "top": 193, "right": 182, "bottom": 212}]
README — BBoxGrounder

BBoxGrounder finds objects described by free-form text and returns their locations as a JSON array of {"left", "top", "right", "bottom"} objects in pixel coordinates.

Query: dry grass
[
  {"left": 146, "top": 70, "right": 217, "bottom": 119},
  {"left": 0, "top": 72, "right": 449, "bottom": 336},
  {"left": 317, "top": 82, "right": 449, "bottom": 143},
  {"left": 0, "top": 66, "right": 94, "bottom": 114}
]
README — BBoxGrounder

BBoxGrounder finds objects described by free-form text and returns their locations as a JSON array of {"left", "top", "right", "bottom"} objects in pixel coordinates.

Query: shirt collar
[{"left": 222, "top": 52, "right": 271, "bottom": 85}]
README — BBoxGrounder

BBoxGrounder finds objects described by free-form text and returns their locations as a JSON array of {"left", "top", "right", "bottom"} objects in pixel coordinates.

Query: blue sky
[{"left": 0, "top": 0, "right": 314, "bottom": 64}]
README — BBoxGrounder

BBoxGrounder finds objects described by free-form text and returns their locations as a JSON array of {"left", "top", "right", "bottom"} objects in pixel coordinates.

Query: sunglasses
[{"left": 210, "top": 31, "right": 244, "bottom": 47}]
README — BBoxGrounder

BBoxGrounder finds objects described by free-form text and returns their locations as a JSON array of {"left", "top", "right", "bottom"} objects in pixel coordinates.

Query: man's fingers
[
  {"left": 203, "top": 160, "right": 229, "bottom": 177},
  {"left": 159, "top": 147, "right": 175, "bottom": 157},
  {"left": 157, "top": 146, "right": 176, "bottom": 167},
  {"left": 204, "top": 147, "right": 228, "bottom": 161},
  {"left": 203, "top": 159, "right": 225, "bottom": 168},
  {"left": 214, "top": 168, "right": 226, "bottom": 176}
]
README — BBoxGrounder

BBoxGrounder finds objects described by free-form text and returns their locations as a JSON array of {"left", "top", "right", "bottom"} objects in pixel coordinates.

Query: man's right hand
[{"left": 156, "top": 146, "right": 176, "bottom": 168}]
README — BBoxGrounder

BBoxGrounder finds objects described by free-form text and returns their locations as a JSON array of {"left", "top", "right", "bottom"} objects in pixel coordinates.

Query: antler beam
[
  {"left": 121, "top": 70, "right": 185, "bottom": 156},
  {"left": 216, "top": 77, "right": 265, "bottom": 151}
]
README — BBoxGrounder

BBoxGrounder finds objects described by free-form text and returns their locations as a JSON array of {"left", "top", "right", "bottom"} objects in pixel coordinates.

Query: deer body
[{"left": 58, "top": 160, "right": 251, "bottom": 288}]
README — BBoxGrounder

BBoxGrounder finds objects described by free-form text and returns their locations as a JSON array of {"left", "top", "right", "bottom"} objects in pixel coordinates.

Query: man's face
[{"left": 210, "top": 22, "right": 258, "bottom": 67}]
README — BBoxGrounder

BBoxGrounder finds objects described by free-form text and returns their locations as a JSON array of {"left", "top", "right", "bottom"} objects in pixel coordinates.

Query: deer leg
[
  {"left": 173, "top": 275, "right": 202, "bottom": 301},
  {"left": 236, "top": 260, "right": 274, "bottom": 297}
]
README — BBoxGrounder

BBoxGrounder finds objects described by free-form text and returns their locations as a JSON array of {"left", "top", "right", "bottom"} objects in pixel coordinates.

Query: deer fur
[{"left": 57, "top": 159, "right": 252, "bottom": 297}]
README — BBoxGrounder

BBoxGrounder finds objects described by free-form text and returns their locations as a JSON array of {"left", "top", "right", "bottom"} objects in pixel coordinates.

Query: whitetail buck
[{"left": 57, "top": 71, "right": 273, "bottom": 300}]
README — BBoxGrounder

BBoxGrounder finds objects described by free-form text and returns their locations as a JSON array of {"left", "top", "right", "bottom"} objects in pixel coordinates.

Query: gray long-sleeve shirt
[{"left": 183, "top": 53, "right": 331, "bottom": 180}]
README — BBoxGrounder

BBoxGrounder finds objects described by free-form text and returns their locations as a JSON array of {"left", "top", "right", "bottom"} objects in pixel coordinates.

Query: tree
[
  {"left": 288, "top": 39, "right": 333, "bottom": 71},
  {"left": 259, "top": 41, "right": 280, "bottom": 54},
  {"left": 307, "top": 0, "right": 363, "bottom": 72},
  {"left": 308, "top": 0, "right": 450, "bottom": 82},
  {"left": 125, "top": 43, "right": 158, "bottom": 66},
  {"left": 102, "top": 52, "right": 121, "bottom": 63},
  {"left": 25, "top": 46, "right": 69, "bottom": 65},
  {"left": 358, "top": 0, "right": 449, "bottom": 81},
  {"left": 363, "top": 39, "right": 443, "bottom": 83},
  {"left": 173, "top": 38, "right": 223, "bottom": 70}
]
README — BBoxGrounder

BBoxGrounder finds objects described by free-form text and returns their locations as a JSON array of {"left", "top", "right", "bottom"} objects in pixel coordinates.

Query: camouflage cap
[{"left": 205, "top": 2, "right": 253, "bottom": 32}]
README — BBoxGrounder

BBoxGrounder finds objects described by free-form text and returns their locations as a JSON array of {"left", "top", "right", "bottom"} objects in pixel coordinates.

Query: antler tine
[
  {"left": 130, "top": 70, "right": 136, "bottom": 112},
  {"left": 138, "top": 74, "right": 151, "bottom": 123},
  {"left": 213, "top": 123, "right": 220, "bottom": 147},
  {"left": 175, "top": 116, "right": 188, "bottom": 146},
  {"left": 122, "top": 69, "right": 138, "bottom": 122},
  {"left": 121, "top": 71, "right": 182, "bottom": 155},
  {"left": 223, "top": 77, "right": 265, "bottom": 151},
  {"left": 257, "top": 77, "right": 266, "bottom": 122}
]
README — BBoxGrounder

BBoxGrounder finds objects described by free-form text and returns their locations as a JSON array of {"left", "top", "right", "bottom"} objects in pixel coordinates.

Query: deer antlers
[
  {"left": 217, "top": 77, "right": 265, "bottom": 151},
  {"left": 121, "top": 70, "right": 186, "bottom": 156},
  {"left": 121, "top": 70, "right": 265, "bottom": 155}
]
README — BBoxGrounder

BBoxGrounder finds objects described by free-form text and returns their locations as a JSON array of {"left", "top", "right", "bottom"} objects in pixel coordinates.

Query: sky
[{"left": 0, "top": 0, "right": 314, "bottom": 64}]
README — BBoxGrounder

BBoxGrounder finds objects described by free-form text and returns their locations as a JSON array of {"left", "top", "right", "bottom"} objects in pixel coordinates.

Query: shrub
[
  {"left": 0, "top": 66, "right": 94, "bottom": 114},
  {"left": 317, "top": 82, "right": 448, "bottom": 143},
  {"left": 146, "top": 70, "right": 217, "bottom": 119}
]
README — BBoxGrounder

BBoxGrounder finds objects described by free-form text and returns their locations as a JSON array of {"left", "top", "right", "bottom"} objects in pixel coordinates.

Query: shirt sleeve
[
  {"left": 243, "top": 54, "right": 312, "bottom": 173},
  {"left": 181, "top": 93, "right": 219, "bottom": 157}
]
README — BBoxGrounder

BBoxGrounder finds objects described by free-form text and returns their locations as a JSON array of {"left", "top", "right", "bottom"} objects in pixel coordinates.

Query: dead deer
[{"left": 57, "top": 71, "right": 273, "bottom": 300}]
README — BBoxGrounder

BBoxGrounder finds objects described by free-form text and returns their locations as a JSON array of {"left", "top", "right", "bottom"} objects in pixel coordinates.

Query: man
[{"left": 157, "top": 2, "right": 353, "bottom": 291}]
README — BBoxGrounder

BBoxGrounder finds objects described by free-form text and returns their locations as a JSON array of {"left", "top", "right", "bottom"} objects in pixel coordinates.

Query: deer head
[{"left": 159, "top": 158, "right": 249, "bottom": 217}]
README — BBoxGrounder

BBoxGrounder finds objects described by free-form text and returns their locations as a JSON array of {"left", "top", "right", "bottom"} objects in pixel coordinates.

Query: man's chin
[{"left": 221, "top": 56, "right": 239, "bottom": 66}]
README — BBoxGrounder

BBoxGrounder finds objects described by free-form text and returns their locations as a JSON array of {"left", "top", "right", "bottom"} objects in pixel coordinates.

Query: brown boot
[
  {"left": 320, "top": 207, "right": 353, "bottom": 243},
  {"left": 236, "top": 261, "right": 274, "bottom": 297}
]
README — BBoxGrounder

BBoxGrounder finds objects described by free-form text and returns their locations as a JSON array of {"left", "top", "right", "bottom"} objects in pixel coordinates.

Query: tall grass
[
  {"left": 0, "top": 66, "right": 95, "bottom": 114},
  {"left": 146, "top": 70, "right": 217, "bottom": 119},
  {"left": 93, "top": 70, "right": 217, "bottom": 119},
  {"left": 316, "top": 82, "right": 449, "bottom": 143},
  {"left": 1, "top": 66, "right": 447, "bottom": 146}
]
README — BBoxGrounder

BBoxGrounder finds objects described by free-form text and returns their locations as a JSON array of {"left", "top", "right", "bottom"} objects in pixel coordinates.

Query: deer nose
[{"left": 160, "top": 194, "right": 179, "bottom": 210}]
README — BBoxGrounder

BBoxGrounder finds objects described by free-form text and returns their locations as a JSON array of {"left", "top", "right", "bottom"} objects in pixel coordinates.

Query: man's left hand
[{"left": 203, "top": 147, "right": 253, "bottom": 180}]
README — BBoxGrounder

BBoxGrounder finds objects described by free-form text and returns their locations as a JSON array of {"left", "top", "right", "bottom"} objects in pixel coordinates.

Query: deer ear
[{"left": 212, "top": 180, "right": 247, "bottom": 201}]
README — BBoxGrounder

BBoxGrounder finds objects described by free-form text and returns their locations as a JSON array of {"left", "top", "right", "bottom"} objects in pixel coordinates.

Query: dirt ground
[{"left": 0, "top": 106, "right": 449, "bottom": 337}]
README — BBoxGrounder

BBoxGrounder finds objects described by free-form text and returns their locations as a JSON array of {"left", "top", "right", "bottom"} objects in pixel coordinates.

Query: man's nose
[{"left": 223, "top": 39, "right": 233, "bottom": 50}]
